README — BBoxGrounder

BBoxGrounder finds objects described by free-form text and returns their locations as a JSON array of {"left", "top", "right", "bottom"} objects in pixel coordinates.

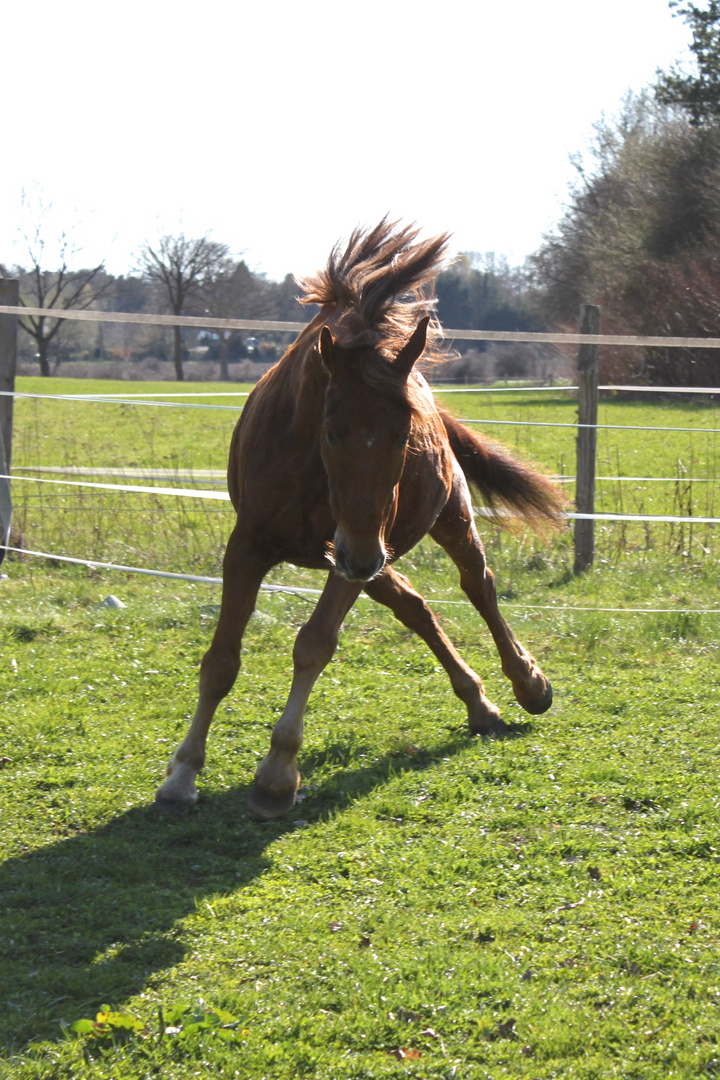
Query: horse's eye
[
  {"left": 397, "top": 433, "right": 410, "bottom": 449},
  {"left": 325, "top": 429, "right": 340, "bottom": 447}
]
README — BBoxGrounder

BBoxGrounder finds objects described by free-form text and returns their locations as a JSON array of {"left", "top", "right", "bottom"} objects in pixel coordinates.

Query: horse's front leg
[
  {"left": 247, "top": 573, "right": 361, "bottom": 819},
  {"left": 155, "top": 527, "right": 270, "bottom": 807},
  {"left": 431, "top": 492, "right": 553, "bottom": 717}
]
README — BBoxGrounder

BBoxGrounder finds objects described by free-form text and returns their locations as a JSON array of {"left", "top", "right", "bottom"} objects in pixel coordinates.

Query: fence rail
[{"left": 6, "top": 302, "right": 720, "bottom": 349}]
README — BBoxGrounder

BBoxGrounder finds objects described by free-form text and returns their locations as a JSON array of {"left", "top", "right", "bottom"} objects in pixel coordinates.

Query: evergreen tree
[{"left": 656, "top": 1, "right": 720, "bottom": 125}]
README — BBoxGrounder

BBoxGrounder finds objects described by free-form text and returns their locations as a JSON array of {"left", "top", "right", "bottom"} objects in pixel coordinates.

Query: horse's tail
[{"left": 439, "top": 407, "right": 567, "bottom": 535}]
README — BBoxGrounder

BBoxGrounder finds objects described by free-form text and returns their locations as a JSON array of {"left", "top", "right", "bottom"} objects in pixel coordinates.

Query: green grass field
[{"left": 2, "top": 378, "right": 720, "bottom": 1078}]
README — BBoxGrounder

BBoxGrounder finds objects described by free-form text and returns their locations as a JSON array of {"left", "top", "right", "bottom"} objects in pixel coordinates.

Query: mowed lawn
[{"left": 1, "top": 377, "right": 720, "bottom": 1078}]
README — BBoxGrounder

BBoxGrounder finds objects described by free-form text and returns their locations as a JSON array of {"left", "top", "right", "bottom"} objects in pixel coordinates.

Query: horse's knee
[
  {"left": 199, "top": 640, "right": 240, "bottom": 701},
  {"left": 293, "top": 620, "right": 338, "bottom": 672}
]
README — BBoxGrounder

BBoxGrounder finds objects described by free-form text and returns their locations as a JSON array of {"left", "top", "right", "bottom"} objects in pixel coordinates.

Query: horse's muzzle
[{"left": 333, "top": 538, "right": 386, "bottom": 582}]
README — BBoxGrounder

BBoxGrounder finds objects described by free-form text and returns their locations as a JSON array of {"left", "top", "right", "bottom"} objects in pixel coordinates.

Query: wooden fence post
[
  {"left": 574, "top": 304, "right": 600, "bottom": 574},
  {"left": 0, "top": 279, "right": 18, "bottom": 563}
]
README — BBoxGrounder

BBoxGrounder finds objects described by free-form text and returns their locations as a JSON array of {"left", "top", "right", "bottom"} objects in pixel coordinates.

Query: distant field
[{"left": 1, "top": 377, "right": 720, "bottom": 1078}]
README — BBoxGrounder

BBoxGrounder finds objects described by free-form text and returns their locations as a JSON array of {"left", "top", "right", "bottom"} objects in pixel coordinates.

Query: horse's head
[{"left": 318, "top": 317, "right": 430, "bottom": 582}]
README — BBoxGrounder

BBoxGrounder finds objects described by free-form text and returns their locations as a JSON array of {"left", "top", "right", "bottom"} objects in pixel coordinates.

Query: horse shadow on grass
[{"left": 0, "top": 722, "right": 532, "bottom": 1053}]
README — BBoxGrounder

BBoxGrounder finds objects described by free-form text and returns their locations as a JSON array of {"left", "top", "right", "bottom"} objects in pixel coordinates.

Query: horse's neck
[
  {"left": 264, "top": 322, "right": 327, "bottom": 445},
  {"left": 291, "top": 340, "right": 328, "bottom": 441},
  {"left": 275, "top": 304, "right": 358, "bottom": 441}
]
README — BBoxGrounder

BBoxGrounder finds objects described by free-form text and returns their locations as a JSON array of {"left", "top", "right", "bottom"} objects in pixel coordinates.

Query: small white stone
[{"left": 100, "top": 594, "right": 126, "bottom": 609}]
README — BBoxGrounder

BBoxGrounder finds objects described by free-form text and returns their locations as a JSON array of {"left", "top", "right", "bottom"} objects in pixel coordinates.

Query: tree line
[
  {"left": 0, "top": 235, "right": 303, "bottom": 381},
  {"left": 0, "top": 232, "right": 548, "bottom": 382},
  {"left": 533, "top": 1, "right": 720, "bottom": 386}
]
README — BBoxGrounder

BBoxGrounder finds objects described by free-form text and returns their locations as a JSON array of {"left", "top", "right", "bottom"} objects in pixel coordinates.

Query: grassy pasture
[{"left": 1, "top": 378, "right": 720, "bottom": 1078}]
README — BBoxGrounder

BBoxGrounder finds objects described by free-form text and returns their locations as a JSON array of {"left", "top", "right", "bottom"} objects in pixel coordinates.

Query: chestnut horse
[{"left": 156, "top": 221, "right": 565, "bottom": 818}]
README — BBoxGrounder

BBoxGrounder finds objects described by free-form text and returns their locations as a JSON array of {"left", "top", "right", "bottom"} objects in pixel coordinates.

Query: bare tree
[
  {"left": 135, "top": 235, "right": 231, "bottom": 381},
  {"left": 201, "top": 260, "right": 275, "bottom": 379},
  {"left": 0, "top": 189, "right": 114, "bottom": 376},
  {"left": 18, "top": 261, "right": 110, "bottom": 376},
  {"left": 1, "top": 217, "right": 109, "bottom": 377}
]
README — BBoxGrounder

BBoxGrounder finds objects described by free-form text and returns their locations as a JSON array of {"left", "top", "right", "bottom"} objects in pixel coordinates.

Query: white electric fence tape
[{"left": 4, "top": 545, "right": 718, "bottom": 616}]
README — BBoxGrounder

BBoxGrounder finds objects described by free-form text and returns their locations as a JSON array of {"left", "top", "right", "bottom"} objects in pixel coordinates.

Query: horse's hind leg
[
  {"left": 364, "top": 566, "right": 507, "bottom": 736},
  {"left": 155, "top": 527, "right": 269, "bottom": 807},
  {"left": 247, "top": 573, "right": 361, "bottom": 819},
  {"left": 430, "top": 493, "right": 553, "bottom": 717}
]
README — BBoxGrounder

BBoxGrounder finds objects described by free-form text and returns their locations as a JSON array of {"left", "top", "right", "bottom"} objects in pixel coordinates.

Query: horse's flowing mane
[{"left": 297, "top": 219, "right": 451, "bottom": 364}]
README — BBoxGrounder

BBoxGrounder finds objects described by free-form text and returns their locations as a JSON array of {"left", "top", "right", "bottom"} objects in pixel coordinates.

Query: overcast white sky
[{"left": 1, "top": 0, "right": 693, "bottom": 282}]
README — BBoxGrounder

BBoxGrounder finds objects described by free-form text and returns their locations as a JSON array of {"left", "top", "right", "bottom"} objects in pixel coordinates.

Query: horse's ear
[
  {"left": 395, "top": 316, "right": 431, "bottom": 376},
  {"left": 318, "top": 326, "right": 338, "bottom": 373}
]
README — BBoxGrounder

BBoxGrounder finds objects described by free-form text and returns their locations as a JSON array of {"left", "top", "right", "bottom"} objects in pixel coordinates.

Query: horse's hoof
[
  {"left": 468, "top": 715, "right": 510, "bottom": 738},
  {"left": 515, "top": 679, "right": 553, "bottom": 715},
  {"left": 155, "top": 757, "right": 200, "bottom": 806},
  {"left": 246, "top": 782, "right": 298, "bottom": 819},
  {"left": 467, "top": 696, "right": 508, "bottom": 737}
]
